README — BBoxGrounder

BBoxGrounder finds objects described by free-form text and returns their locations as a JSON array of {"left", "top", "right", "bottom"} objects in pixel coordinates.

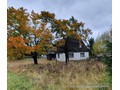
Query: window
[
  {"left": 79, "top": 45, "right": 82, "bottom": 48},
  {"left": 69, "top": 53, "right": 74, "bottom": 58},
  {"left": 80, "top": 53, "right": 85, "bottom": 57},
  {"left": 58, "top": 54, "right": 60, "bottom": 58}
]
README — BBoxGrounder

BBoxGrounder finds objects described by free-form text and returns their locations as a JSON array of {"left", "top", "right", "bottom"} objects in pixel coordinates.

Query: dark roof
[{"left": 57, "top": 39, "right": 89, "bottom": 53}]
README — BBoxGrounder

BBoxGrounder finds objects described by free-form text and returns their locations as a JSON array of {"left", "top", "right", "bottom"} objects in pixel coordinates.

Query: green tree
[
  {"left": 103, "top": 40, "right": 112, "bottom": 85},
  {"left": 93, "top": 27, "right": 112, "bottom": 55},
  {"left": 103, "top": 27, "right": 112, "bottom": 85},
  {"left": 93, "top": 26, "right": 112, "bottom": 84},
  {"left": 87, "top": 37, "right": 95, "bottom": 58}
]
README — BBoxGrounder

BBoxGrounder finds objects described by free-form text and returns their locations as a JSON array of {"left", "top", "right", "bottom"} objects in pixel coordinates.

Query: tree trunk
[
  {"left": 34, "top": 52, "right": 38, "bottom": 64},
  {"left": 31, "top": 52, "right": 38, "bottom": 65},
  {"left": 64, "top": 37, "right": 70, "bottom": 65},
  {"left": 65, "top": 51, "right": 69, "bottom": 65}
]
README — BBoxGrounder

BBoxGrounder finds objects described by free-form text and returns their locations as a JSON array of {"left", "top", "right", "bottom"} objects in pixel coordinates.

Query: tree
[
  {"left": 7, "top": 36, "right": 30, "bottom": 60},
  {"left": 92, "top": 26, "right": 112, "bottom": 85},
  {"left": 103, "top": 40, "right": 112, "bottom": 73},
  {"left": 29, "top": 10, "right": 53, "bottom": 64},
  {"left": 7, "top": 7, "right": 53, "bottom": 64},
  {"left": 37, "top": 14, "right": 92, "bottom": 64},
  {"left": 93, "top": 27, "right": 112, "bottom": 55},
  {"left": 87, "top": 37, "right": 95, "bottom": 58},
  {"left": 7, "top": 7, "right": 30, "bottom": 38},
  {"left": 7, "top": 7, "right": 92, "bottom": 65},
  {"left": 51, "top": 16, "right": 92, "bottom": 64},
  {"left": 7, "top": 7, "right": 31, "bottom": 60},
  {"left": 103, "top": 27, "right": 112, "bottom": 85}
]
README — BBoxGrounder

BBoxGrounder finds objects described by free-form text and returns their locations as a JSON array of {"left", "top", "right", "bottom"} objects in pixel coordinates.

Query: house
[
  {"left": 47, "top": 52, "right": 56, "bottom": 60},
  {"left": 56, "top": 38, "right": 89, "bottom": 61}
]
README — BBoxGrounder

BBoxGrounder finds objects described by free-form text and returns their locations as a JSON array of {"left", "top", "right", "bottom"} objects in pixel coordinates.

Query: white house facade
[
  {"left": 56, "top": 52, "right": 89, "bottom": 61},
  {"left": 47, "top": 37, "right": 90, "bottom": 61}
]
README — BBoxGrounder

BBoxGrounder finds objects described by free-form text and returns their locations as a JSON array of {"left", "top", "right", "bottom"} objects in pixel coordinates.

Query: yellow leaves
[
  {"left": 24, "top": 46, "right": 34, "bottom": 54},
  {"left": 24, "top": 39, "right": 29, "bottom": 43},
  {"left": 29, "top": 23, "right": 53, "bottom": 53},
  {"left": 7, "top": 36, "right": 30, "bottom": 58},
  {"left": 30, "top": 22, "right": 53, "bottom": 40},
  {"left": 52, "top": 16, "right": 92, "bottom": 42},
  {"left": 7, "top": 7, "right": 93, "bottom": 59},
  {"left": 7, "top": 36, "right": 35, "bottom": 59},
  {"left": 57, "top": 39, "right": 65, "bottom": 47},
  {"left": 8, "top": 36, "right": 24, "bottom": 50},
  {"left": 34, "top": 45, "right": 41, "bottom": 51},
  {"left": 52, "top": 46, "right": 57, "bottom": 52},
  {"left": 41, "top": 11, "right": 55, "bottom": 19},
  {"left": 41, "top": 22, "right": 47, "bottom": 31},
  {"left": 54, "top": 19, "right": 59, "bottom": 24},
  {"left": 63, "top": 19, "right": 68, "bottom": 23},
  {"left": 7, "top": 7, "right": 54, "bottom": 58},
  {"left": 79, "top": 22, "right": 85, "bottom": 27},
  {"left": 7, "top": 7, "right": 30, "bottom": 36},
  {"left": 31, "top": 10, "right": 41, "bottom": 25},
  {"left": 60, "top": 25, "right": 67, "bottom": 30}
]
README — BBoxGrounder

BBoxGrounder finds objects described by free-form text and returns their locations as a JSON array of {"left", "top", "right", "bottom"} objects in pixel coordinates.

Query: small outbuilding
[{"left": 47, "top": 52, "right": 56, "bottom": 60}]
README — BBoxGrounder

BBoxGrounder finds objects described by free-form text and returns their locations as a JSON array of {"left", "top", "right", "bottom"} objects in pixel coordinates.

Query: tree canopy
[
  {"left": 7, "top": 7, "right": 92, "bottom": 64},
  {"left": 7, "top": 7, "right": 53, "bottom": 61},
  {"left": 93, "top": 27, "right": 112, "bottom": 55}
]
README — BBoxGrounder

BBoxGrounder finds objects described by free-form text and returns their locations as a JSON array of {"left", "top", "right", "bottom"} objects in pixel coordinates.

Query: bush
[{"left": 103, "top": 40, "right": 112, "bottom": 85}]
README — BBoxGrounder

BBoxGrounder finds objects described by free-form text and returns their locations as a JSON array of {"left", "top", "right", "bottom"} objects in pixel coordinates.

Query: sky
[{"left": 7, "top": 0, "right": 112, "bottom": 39}]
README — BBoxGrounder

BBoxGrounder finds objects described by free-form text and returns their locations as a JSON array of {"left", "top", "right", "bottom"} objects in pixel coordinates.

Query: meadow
[{"left": 8, "top": 59, "right": 111, "bottom": 90}]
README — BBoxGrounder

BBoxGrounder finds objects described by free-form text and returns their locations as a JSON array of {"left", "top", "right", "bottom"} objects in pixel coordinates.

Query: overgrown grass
[
  {"left": 7, "top": 72, "right": 37, "bottom": 90},
  {"left": 8, "top": 59, "right": 111, "bottom": 90}
]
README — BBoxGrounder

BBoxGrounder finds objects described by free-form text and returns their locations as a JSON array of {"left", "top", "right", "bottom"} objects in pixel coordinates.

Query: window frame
[
  {"left": 80, "top": 52, "right": 85, "bottom": 57},
  {"left": 69, "top": 53, "right": 74, "bottom": 58}
]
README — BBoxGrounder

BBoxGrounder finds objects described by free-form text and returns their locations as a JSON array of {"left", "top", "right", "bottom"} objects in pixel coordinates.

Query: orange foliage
[
  {"left": 7, "top": 7, "right": 54, "bottom": 59},
  {"left": 7, "top": 36, "right": 36, "bottom": 59},
  {"left": 7, "top": 7, "right": 92, "bottom": 60}
]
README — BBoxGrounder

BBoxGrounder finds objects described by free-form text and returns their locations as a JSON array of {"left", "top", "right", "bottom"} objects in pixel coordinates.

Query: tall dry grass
[{"left": 8, "top": 59, "right": 111, "bottom": 90}]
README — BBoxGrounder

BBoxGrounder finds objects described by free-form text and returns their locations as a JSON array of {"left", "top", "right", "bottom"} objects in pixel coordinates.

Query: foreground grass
[
  {"left": 7, "top": 72, "right": 36, "bottom": 90},
  {"left": 8, "top": 59, "right": 111, "bottom": 90}
]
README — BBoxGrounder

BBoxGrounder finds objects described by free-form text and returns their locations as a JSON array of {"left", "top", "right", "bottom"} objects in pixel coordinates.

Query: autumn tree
[
  {"left": 7, "top": 7, "right": 30, "bottom": 60},
  {"left": 7, "top": 7, "right": 92, "bottom": 64},
  {"left": 7, "top": 7, "right": 53, "bottom": 64},
  {"left": 31, "top": 11, "right": 92, "bottom": 64},
  {"left": 29, "top": 10, "right": 53, "bottom": 64},
  {"left": 7, "top": 36, "right": 30, "bottom": 60},
  {"left": 43, "top": 16, "right": 92, "bottom": 64}
]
